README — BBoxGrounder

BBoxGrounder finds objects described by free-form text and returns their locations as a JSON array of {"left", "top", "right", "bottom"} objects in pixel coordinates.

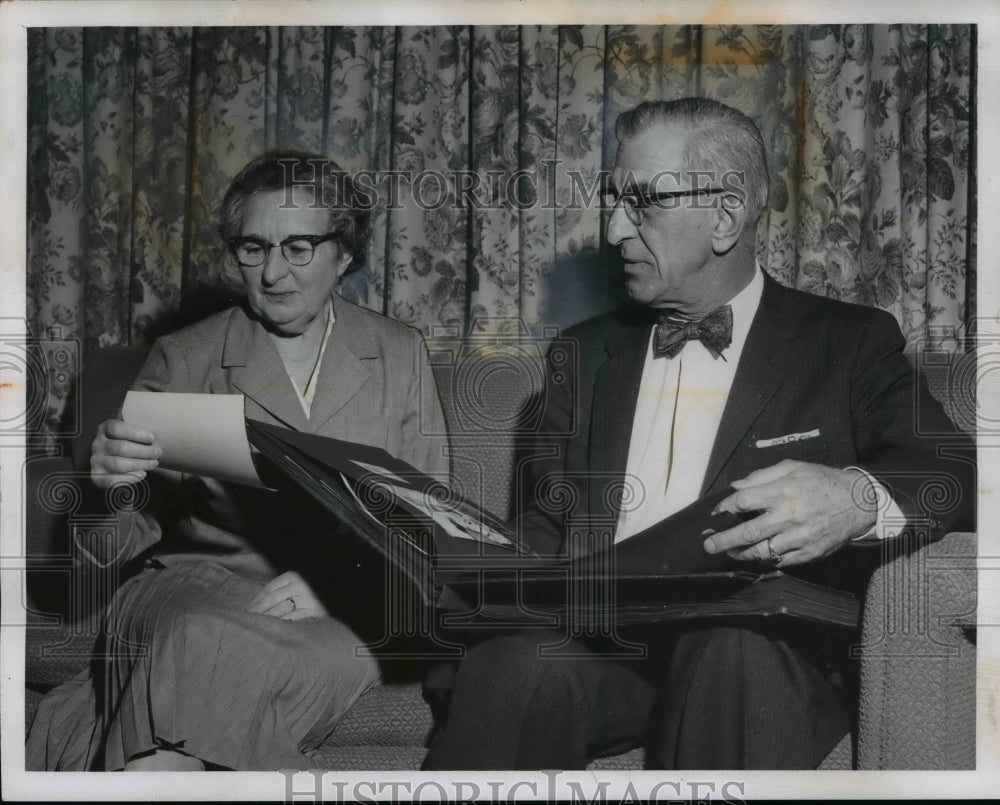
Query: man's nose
[
  {"left": 261, "top": 246, "right": 290, "bottom": 285},
  {"left": 605, "top": 202, "right": 635, "bottom": 247}
]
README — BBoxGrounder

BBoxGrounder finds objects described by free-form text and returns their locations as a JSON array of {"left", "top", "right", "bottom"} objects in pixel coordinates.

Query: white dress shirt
[
  {"left": 616, "top": 268, "right": 764, "bottom": 541},
  {"left": 615, "top": 267, "right": 901, "bottom": 545}
]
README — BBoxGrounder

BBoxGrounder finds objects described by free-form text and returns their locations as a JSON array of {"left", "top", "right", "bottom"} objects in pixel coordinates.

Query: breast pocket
[{"left": 751, "top": 432, "right": 832, "bottom": 465}]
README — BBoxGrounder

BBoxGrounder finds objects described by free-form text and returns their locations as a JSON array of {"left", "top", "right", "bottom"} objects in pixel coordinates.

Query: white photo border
[{"left": 2, "top": 0, "right": 997, "bottom": 800}]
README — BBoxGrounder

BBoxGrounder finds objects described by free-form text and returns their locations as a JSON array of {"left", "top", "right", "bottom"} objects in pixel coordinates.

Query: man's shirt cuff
[{"left": 847, "top": 466, "right": 906, "bottom": 543}]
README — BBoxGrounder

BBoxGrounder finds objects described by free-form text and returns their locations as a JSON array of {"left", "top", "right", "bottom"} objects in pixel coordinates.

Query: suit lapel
[
  {"left": 223, "top": 307, "right": 310, "bottom": 431},
  {"left": 589, "top": 313, "right": 653, "bottom": 522},
  {"left": 305, "top": 293, "right": 376, "bottom": 434},
  {"left": 700, "top": 274, "right": 805, "bottom": 494}
]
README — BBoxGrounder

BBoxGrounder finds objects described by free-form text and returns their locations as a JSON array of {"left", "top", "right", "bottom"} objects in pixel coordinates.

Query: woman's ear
[
  {"left": 710, "top": 194, "right": 748, "bottom": 255},
  {"left": 335, "top": 251, "right": 353, "bottom": 279}
]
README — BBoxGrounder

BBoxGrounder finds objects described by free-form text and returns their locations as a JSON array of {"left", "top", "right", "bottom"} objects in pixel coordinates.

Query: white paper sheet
[{"left": 122, "top": 391, "right": 266, "bottom": 488}]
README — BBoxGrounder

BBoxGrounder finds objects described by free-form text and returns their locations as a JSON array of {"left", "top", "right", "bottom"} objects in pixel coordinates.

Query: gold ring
[{"left": 766, "top": 537, "right": 782, "bottom": 566}]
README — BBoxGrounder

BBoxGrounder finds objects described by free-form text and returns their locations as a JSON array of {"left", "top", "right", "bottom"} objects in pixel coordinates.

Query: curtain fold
[{"left": 27, "top": 24, "right": 975, "bottom": 445}]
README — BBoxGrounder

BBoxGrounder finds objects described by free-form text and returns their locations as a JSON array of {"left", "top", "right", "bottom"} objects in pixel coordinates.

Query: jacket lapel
[
  {"left": 305, "top": 293, "right": 376, "bottom": 434},
  {"left": 700, "top": 273, "right": 806, "bottom": 494},
  {"left": 222, "top": 295, "right": 376, "bottom": 434},
  {"left": 223, "top": 307, "right": 310, "bottom": 432},
  {"left": 589, "top": 312, "right": 653, "bottom": 522}
]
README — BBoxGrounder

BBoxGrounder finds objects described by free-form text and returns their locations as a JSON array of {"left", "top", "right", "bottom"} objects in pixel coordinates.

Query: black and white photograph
[{"left": 2, "top": 0, "right": 997, "bottom": 800}]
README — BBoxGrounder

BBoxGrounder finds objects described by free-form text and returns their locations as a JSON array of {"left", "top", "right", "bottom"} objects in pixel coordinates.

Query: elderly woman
[{"left": 27, "top": 152, "right": 448, "bottom": 770}]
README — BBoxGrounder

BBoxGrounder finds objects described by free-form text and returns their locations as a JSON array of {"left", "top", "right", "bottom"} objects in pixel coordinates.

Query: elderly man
[{"left": 422, "top": 98, "right": 974, "bottom": 770}]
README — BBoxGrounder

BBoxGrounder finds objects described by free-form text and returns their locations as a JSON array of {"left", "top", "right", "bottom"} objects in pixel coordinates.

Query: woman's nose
[{"left": 260, "top": 246, "right": 290, "bottom": 285}]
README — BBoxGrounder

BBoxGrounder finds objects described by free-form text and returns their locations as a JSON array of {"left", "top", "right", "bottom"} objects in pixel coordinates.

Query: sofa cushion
[
  {"left": 430, "top": 347, "right": 544, "bottom": 518},
  {"left": 817, "top": 733, "right": 853, "bottom": 769},
  {"left": 588, "top": 747, "right": 644, "bottom": 769},
  {"left": 323, "top": 681, "right": 433, "bottom": 748},
  {"left": 308, "top": 745, "right": 429, "bottom": 771},
  {"left": 25, "top": 613, "right": 97, "bottom": 689}
]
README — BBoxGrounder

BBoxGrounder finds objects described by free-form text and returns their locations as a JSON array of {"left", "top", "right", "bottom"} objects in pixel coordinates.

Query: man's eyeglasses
[
  {"left": 602, "top": 187, "right": 730, "bottom": 226},
  {"left": 227, "top": 233, "right": 339, "bottom": 267}
]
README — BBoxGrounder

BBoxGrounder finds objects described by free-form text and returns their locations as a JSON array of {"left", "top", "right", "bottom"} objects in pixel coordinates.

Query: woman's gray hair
[
  {"left": 614, "top": 98, "right": 770, "bottom": 225},
  {"left": 219, "top": 150, "right": 370, "bottom": 282}
]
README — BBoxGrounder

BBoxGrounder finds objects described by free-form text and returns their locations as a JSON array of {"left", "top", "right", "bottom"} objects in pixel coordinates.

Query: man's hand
[
  {"left": 703, "top": 460, "right": 878, "bottom": 567},
  {"left": 246, "top": 571, "right": 331, "bottom": 621},
  {"left": 91, "top": 419, "right": 162, "bottom": 489}
]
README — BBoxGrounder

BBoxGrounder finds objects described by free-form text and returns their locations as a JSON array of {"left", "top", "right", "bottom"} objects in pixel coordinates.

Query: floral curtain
[{"left": 27, "top": 24, "right": 975, "bottom": 443}]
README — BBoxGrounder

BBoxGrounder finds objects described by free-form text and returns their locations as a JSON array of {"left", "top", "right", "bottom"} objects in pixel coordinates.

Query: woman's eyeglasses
[
  {"left": 227, "top": 233, "right": 339, "bottom": 267},
  {"left": 602, "top": 187, "right": 730, "bottom": 226}
]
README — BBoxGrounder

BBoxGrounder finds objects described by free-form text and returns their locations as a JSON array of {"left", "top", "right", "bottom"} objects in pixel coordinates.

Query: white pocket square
[{"left": 755, "top": 429, "right": 820, "bottom": 448}]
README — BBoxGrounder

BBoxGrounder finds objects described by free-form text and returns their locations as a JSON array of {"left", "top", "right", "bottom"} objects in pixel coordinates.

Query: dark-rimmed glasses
[
  {"left": 602, "top": 187, "right": 730, "bottom": 226},
  {"left": 227, "top": 233, "right": 339, "bottom": 267}
]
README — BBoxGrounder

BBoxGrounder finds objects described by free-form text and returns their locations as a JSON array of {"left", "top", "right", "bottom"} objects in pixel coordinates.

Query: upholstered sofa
[{"left": 23, "top": 330, "right": 976, "bottom": 770}]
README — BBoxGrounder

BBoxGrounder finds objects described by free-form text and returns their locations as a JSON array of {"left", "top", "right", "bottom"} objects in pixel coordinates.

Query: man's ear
[{"left": 710, "top": 195, "right": 748, "bottom": 255}]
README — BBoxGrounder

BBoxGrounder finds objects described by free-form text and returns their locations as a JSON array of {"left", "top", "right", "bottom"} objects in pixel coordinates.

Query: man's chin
[{"left": 623, "top": 280, "right": 653, "bottom": 306}]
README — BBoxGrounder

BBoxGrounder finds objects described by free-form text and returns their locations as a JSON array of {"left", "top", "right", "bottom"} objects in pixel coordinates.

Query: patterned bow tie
[{"left": 653, "top": 305, "right": 733, "bottom": 359}]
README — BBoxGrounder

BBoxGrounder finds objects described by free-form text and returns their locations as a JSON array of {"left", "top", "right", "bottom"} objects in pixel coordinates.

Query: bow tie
[{"left": 653, "top": 305, "right": 733, "bottom": 359}]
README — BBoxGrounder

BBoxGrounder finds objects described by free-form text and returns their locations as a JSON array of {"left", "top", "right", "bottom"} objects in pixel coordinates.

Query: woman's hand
[
  {"left": 90, "top": 419, "right": 163, "bottom": 489},
  {"left": 246, "top": 571, "right": 331, "bottom": 621}
]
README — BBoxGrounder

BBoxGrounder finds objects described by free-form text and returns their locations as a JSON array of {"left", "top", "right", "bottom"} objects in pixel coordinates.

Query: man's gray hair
[{"left": 615, "top": 98, "right": 770, "bottom": 225}]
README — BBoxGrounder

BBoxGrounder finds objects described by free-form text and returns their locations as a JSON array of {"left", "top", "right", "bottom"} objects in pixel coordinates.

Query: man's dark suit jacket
[{"left": 515, "top": 272, "right": 975, "bottom": 592}]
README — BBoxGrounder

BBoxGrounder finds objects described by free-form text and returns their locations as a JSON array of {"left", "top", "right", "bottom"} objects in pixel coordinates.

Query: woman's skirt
[{"left": 26, "top": 560, "right": 381, "bottom": 770}]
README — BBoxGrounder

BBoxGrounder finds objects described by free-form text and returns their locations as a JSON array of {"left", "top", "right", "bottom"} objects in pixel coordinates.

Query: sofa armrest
[
  {"left": 24, "top": 455, "right": 75, "bottom": 611},
  {"left": 24, "top": 455, "right": 108, "bottom": 689},
  {"left": 855, "top": 530, "right": 976, "bottom": 769}
]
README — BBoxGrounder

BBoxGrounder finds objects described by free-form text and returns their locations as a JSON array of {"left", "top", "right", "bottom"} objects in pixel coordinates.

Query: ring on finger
[
  {"left": 287, "top": 597, "right": 297, "bottom": 611},
  {"left": 766, "top": 537, "right": 782, "bottom": 567}
]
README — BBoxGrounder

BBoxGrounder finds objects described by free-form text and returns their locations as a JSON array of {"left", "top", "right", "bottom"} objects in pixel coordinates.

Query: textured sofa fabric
[
  {"left": 24, "top": 338, "right": 976, "bottom": 770},
  {"left": 856, "top": 530, "right": 977, "bottom": 769}
]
